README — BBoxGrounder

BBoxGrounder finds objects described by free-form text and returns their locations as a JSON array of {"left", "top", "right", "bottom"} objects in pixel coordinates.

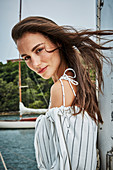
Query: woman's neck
[{"left": 52, "top": 62, "right": 68, "bottom": 83}]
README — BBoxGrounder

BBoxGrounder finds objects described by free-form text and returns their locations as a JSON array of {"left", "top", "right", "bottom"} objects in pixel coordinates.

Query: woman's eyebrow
[
  {"left": 21, "top": 43, "right": 44, "bottom": 58},
  {"left": 21, "top": 54, "right": 27, "bottom": 58},
  {"left": 31, "top": 43, "right": 44, "bottom": 52}
]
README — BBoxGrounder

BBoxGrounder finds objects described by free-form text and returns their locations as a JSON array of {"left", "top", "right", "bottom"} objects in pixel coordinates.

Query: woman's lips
[{"left": 38, "top": 66, "right": 48, "bottom": 74}]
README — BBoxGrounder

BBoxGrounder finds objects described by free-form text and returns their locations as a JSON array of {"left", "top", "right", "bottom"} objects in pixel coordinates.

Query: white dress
[{"left": 34, "top": 68, "right": 97, "bottom": 170}]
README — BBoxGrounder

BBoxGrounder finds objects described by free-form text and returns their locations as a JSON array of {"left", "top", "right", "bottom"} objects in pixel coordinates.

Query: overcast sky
[{"left": 0, "top": 0, "right": 96, "bottom": 64}]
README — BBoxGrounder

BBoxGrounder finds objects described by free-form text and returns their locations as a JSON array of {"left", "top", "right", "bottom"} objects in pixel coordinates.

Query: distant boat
[{"left": 0, "top": 102, "right": 47, "bottom": 129}]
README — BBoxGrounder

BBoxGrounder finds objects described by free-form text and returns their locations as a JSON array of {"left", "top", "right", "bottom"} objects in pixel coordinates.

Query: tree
[{"left": 0, "top": 61, "right": 53, "bottom": 113}]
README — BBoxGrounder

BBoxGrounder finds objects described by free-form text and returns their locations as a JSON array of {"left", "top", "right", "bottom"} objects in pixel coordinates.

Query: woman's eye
[
  {"left": 36, "top": 48, "right": 43, "bottom": 54},
  {"left": 24, "top": 56, "right": 31, "bottom": 61}
]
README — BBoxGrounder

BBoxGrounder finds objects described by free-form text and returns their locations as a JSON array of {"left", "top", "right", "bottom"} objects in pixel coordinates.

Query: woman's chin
[
  {"left": 41, "top": 75, "right": 51, "bottom": 80},
  {"left": 38, "top": 73, "right": 51, "bottom": 80}
]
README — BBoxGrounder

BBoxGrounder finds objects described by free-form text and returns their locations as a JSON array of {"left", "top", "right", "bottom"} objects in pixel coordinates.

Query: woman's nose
[{"left": 32, "top": 54, "right": 41, "bottom": 67}]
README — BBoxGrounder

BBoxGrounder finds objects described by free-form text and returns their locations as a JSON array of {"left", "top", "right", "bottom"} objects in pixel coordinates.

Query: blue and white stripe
[{"left": 34, "top": 68, "right": 97, "bottom": 170}]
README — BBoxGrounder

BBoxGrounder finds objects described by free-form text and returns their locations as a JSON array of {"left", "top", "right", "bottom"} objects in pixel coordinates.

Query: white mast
[{"left": 96, "top": 0, "right": 113, "bottom": 169}]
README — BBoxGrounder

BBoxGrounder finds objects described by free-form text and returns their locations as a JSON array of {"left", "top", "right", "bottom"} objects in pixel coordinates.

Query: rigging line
[
  {"left": 0, "top": 150, "right": 33, "bottom": 170},
  {"left": 19, "top": 0, "right": 22, "bottom": 22},
  {"left": 26, "top": 67, "right": 35, "bottom": 103},
  {"left": 5, "top": 164, "right": 17, "bottom": 170},
  {"left": 0, "top": 151, "right": 30, "bottom": 170},
  {"left": 0, "top": 146, "right": 36, "bottom": 163},
  {"left": 0, "top": 152, "right": 8, "bottom": 170},
  {"left": 32, "top": 71, "right": 48, "bottom": 106}
]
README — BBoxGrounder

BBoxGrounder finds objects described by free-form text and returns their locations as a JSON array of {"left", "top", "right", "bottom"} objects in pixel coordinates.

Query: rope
[
  {"left": 0, "top": 145, "right": 36, "bottom": 170},
  {"left": 0, "top": 152, "right": 8, "bottom": 170},
  {"left": 32, "top": 72, "right": 48, "bottom": 106},
  {"left": 0, "top": 146, "right": 36, "bottom": 163}
]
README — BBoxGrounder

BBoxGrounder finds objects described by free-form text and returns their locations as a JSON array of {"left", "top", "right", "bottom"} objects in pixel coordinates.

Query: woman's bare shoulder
[
  {"left": 50, "top": 80, "right": 62, "bottom": 108},
  {"left": 50, "top": 79, "right": 77, "bottom": 108}
]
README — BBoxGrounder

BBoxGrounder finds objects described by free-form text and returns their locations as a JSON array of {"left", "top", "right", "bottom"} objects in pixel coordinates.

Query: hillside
[{"left": 0, "top": 61, "right": 53, "bottom": 113}]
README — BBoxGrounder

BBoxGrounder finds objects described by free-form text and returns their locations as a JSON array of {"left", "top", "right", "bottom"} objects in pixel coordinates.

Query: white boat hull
[
  {"left": 0, "top": 101, "right": 47, "bottom": 129},
  {"left": 0, "top": 120, "right": 36, "bottom": 129},
  {"left": 0, "top": 102, "right": 47, "bottom": 129}
]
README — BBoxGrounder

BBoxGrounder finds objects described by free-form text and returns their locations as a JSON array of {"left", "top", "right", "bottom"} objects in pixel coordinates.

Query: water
[{"left": 0, "top": 115, "right": 39, "bottom": 170}]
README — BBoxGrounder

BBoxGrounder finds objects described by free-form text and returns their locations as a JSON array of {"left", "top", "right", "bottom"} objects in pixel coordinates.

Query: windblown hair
[{"left": 12, "top": 16, "right": 113, "bottom": 124}]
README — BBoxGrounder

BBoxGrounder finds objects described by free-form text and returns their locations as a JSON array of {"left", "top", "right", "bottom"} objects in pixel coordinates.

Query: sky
[{"left": 0, "top": 0, "right": 96, "bottom": 64}]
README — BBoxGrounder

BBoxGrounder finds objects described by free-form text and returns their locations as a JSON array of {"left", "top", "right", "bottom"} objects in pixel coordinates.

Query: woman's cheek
[{"left": 26, "top": 62, "right": 33, "bottom": 70}]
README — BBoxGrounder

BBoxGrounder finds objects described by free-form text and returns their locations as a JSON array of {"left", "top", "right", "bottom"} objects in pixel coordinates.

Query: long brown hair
[{"left": 12, "top": 16, "right": 113, "bottom": 124}]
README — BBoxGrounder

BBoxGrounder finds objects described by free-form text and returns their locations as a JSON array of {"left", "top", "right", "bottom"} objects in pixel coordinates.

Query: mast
[
  {"left": 19, "top": 0, "right": 22, "bottom": 118},
  {"left": 97, "top": 0, "right": 113, "bottom": 169},
  {"left": 96, "top": 0, "right": 104, "bottom": 99}
]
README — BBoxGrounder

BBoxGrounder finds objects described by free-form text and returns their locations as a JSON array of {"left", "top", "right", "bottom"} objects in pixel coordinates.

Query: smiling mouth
[{"left": 38, "top": 66, "right": 48, "bottom": 74}]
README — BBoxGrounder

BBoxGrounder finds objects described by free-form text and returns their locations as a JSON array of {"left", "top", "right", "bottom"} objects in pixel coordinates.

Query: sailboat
[
  {"left": 0, "top": 0, "right": 47, "bottom": 129},
  {"left": 0, "top": 102, "right": 47, "bottom": 129}
]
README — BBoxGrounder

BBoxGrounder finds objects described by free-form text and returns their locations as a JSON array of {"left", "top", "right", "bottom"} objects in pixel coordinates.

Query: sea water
[{"left": 0, "top": 115, "right": 38, "bottom": 170}]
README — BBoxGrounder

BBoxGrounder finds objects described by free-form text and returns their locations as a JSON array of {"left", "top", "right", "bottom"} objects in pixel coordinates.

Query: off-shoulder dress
[{"left": 34, "top": 68, "right": 97, "bottom": 170}]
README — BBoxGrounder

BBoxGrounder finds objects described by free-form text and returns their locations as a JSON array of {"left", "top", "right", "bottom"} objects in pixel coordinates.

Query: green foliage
[{"left": 0, "top": 61, "right": 53, "bottom": 112}]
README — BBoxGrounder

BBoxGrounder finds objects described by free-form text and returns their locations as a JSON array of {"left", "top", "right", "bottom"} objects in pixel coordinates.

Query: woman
[{"left": 12, "top": 16, "right": 113, "bottom": 170}]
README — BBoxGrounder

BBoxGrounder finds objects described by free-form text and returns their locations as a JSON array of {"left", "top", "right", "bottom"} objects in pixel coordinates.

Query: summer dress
[{"left": 34, "top": 68, "right": 97, "bottom": 170}]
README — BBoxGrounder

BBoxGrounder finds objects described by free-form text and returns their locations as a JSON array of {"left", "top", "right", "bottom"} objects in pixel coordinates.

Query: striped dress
[{"left": 34, "top": 68, "right": 97, "bottom": 170}]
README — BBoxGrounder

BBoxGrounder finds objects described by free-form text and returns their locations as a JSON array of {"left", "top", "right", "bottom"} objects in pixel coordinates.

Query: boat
[
  {"left": 0, "top": 119, "right": 36, "bottom": 129},
  {"left": 0, "top": 102, "right": 47, "bottom": 129},
  {"left": 19, "top": 102, "right": 47, "bottom": 116}
]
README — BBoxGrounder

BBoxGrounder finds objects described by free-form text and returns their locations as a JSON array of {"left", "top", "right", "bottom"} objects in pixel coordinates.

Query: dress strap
[{"left": 59, "top": 68, "right": 78, "bottom": 107}]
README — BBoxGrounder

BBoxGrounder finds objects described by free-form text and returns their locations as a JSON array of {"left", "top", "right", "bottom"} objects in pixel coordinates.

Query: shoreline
[
  {"left": 0, "top": 111, "right": 42, "bottom": 116},
  {"left": 0, "top": 111, "right": 19, "bottom": 116}
]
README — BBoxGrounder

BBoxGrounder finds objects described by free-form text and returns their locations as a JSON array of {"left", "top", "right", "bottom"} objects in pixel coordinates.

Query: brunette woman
[{"left": 12, "top": 16, "right": 113, "bottom": 170}]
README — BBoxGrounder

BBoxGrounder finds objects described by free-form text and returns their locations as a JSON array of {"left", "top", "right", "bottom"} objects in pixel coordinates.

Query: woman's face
[{"left": 17, "top": 32, "right": 65, "bottom": 80}]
